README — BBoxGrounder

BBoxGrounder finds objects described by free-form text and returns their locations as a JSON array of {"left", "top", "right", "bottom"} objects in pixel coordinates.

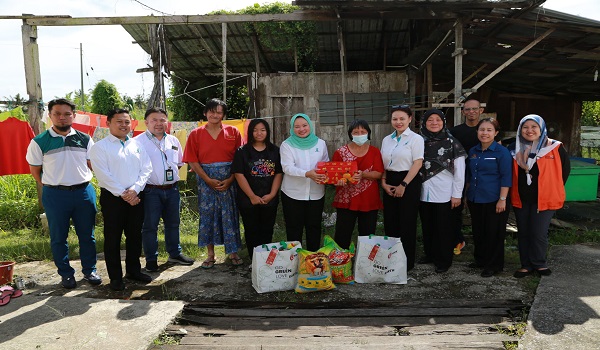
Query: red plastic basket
[{"left": 0, "top": 261, "right": 15, "bottom": 285}]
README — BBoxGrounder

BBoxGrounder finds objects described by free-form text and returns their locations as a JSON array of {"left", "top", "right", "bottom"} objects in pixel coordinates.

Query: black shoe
[
  {"left": 61, "top": 276, "right": 77, "bottom": 289},
  {"left": 513, "top": 269, "right": 532, "bottom": 278},
  {"left": 109, "top": 279, "right": 125, "bottom": 291},
  {"left": 536, "top": 268, "right": 552, "bottom": 276},
  {"left": 168, "top": 254, "right": 194, "bottom": 266},
  {"left": 83, "top": 271, "right": 102, "bottom": 285},
  {"left": 468, "top": 262, "right": 482, "bottom": 269},
  {"left": 125, "top": 272, "right": 152, "bottom": 283},
  {"left": 418, "top": 256, "right": 433, "bottom": 264},
  {"left": 435, "top": 266, "right": 449, "bottom": 273},
  {"left": 145, "top": 261, "right": 159, "bottom": 272},
  {"left": 481, "top": 269, "right": 495, "bottom": 278}
]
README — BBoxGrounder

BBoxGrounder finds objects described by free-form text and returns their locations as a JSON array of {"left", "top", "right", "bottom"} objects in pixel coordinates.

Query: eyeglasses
[
  {"left": 463, "top": 107, "right": 481, "bottom": 112},
  {"left": 391, "top": 104, "right": 410, "bottom": 109}
]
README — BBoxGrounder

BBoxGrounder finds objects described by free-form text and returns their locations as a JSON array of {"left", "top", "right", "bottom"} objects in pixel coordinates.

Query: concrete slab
[
  {"left": 519, "top": 245, "right": 600, "bottom": 350},
  {"left": 0, "top": 295, "right": 184, "bottom": 350}
]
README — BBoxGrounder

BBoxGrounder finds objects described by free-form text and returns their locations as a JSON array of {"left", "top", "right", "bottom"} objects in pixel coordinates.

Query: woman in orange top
[{"left": 508, "top": 115, "right": 570, "bottom": 278}]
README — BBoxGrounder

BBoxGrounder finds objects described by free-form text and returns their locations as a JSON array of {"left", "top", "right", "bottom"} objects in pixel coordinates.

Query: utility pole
[{"left": 80, "top": 43, "right": 84, "bottom": 111}]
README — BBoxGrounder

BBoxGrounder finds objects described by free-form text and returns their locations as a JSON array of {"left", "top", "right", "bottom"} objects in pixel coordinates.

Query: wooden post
[
  {"left": 453, "top": 19, "right": 464, "bottom": 126},
  {"left": 21, "top": 20, "right": 43, "bottom": 135},
  {"left": 337, "top": 20, "right": 347, "bottom": 131},
  {"left": 427, "top": 63, "right": 433, "bottom": 108},
  {"left": 222, "top": 22, "right": 227, "bottom": 102}
]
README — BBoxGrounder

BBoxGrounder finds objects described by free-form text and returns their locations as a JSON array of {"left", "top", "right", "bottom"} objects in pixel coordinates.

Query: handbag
[
  {"left": 354, "top": 235, "right": 407, "bottom": 284},
  {"left": 251, "top": 241, "right": 302, "bottom": 293}
]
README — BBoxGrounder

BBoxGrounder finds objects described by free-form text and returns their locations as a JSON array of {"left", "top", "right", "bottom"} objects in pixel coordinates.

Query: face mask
[{"left": 352, "top": 134, "right": 369, "bottom": 146}]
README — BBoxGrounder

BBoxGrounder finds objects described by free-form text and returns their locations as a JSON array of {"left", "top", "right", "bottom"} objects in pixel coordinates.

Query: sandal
[
  {"left": 230, "top": 256, "right": 244, "bottom": 266},
  {"left": 0, "top": 290, "right": 12, "bottom": 306},
  {"left": 0, "top": 285, "right": 21, "bottom": 298},
  {"left": 201, "top": 257, "right": 216, "bottom": 269}
]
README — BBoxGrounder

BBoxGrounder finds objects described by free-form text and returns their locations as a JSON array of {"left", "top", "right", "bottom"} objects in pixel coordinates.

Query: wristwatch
[
  {"left": 400, "top": 181, "right": 408, "bottom": 187},
  {"left": 499, "top": 196, "right": 507, "bottom": 201}
]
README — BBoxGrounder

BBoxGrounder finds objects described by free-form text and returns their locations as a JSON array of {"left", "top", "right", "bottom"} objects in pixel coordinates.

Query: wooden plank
[
  {"left": 25, "top": 11, "right": 339, "bottom": 26},
  {"left": 178, "top": 334, "right": 513, "bottom": 347},
  {"left": 168, "top": 321, "right": 504, "bottom": 338},
  {"left": 183, "top": 307, "right": 516, "bottom": 318}
]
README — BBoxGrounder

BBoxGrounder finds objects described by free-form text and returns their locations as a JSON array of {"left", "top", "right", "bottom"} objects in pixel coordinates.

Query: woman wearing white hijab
[{"left": 509, "top": 115, "right": 570, "bottom": 278}]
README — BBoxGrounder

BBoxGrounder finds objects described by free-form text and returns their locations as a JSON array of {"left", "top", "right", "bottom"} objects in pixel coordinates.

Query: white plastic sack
[
  {"left": 354, "top": 235, "right": 407, "bottom": 284},
  {"left": 251, "top": 241, "right": 302, "bottom": 293}
]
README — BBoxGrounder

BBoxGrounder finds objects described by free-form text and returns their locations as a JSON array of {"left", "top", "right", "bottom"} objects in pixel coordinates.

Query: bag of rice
[
  {"left": 294, "top": 247, "right": 336, "bottom": 293},
  {"left": 320, "top": 235, "right": 355, "bottom": 284}
]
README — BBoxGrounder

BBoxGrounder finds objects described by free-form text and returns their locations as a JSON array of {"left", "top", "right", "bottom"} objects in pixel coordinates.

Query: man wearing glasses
[{"left": 449, "top": 98, "right": 484, "bottom": 255}]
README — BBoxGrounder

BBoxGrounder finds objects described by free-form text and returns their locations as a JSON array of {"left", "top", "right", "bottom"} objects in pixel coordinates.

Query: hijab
[
  {"left": 285, "top": 113, "right": 319, "bottom": 150},
  {"left": 420, "top": 109, "right": 467, "bottom": 181},
  {"left": 513, "top": 114, "right": 560, "bottom": 185}
]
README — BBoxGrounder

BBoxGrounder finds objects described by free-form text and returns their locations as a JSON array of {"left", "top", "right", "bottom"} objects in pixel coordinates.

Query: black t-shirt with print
[{"left": 231, "top": 144, "right": 283, "bottom": 208}]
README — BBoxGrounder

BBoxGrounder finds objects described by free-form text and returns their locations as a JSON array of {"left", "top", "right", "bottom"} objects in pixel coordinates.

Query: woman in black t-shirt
[{"left": 232, "top": 119, "right": 283, "bottom": 259}]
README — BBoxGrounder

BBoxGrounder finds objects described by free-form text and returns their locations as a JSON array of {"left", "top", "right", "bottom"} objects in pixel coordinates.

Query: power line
[{"left": 130, "top": 0, "right": 173, "bottom": 16}]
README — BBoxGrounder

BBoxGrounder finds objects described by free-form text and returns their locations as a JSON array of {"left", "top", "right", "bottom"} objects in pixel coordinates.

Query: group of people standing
[{"left": 27, "top": 95, "right": 570, "bottom": 291}]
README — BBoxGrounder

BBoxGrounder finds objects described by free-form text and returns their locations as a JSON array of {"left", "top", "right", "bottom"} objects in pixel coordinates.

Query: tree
[
  {"left": 167, "top": 77, "right": 206, "bottom": 121},
  {"left": 581, "top": 101, "right": 600, "bottom": 126},
  {"left": 91, "top": 80, "right": 123, "bottom": 115},
  {"left": 3, "top": 93, "right": 26, "bottom": 109},
  {"left": 63, "top": 90, "right": 92, "bottom": 111}
]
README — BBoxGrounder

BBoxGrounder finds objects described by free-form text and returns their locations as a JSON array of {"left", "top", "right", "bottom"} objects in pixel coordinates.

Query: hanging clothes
[{"left": 0, "top": 117, "right": 35, "bottom": 176}]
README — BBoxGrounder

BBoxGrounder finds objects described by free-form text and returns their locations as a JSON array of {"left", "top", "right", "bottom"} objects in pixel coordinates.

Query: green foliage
[
  {"left": 215, "top": 84, "right": 250, "bottom": 119},
  {"left": 240, "top": 2, "right": 318, "bottom": 71},
  {"left": 63, "top": 89, "right": 93, "bottom": 112},
  {"left": 582, "top": 101, "right": 600, "bottom": 126},
  {"left": 167, "top": 77, "right": 206, "bottom": 121},
  {"left": 0, "top": 106, "right": 28, "bottom": 121},
  {"left": 91, "top": 80, "right": 123, "bottom": 115},
  {"left": 0, "top": 200, "right": 41, "bottom": 229},
  {"left": 3, "top": 93, "right": 26, "bottom": 109},
  {"left": 0, "top": 175, "right": 37, "bottom": 201}
]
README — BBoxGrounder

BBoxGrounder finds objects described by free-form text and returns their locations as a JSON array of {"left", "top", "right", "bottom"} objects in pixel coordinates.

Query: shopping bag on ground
[
  {"left": 320, "top": 235, "right": 355, "bottom": 284},
  {"left": 354, "top": 235, "right": 407, "bottom": 284},
  {"left": 295, "top": 247, "right": 336, "bottom": 293},
  {"left": 252, "top": 241, "right": 301, "bottom": 293}
]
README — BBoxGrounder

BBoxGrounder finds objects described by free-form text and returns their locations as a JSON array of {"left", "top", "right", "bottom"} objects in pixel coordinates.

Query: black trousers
[
  {"left": 419, "top": 201, "right": 454, "bottom": 270},
  {"left": 100, "top": 188, "right": 144, "bottom": 282},
  {"left": 468, "top": 201, "right": 509, "bottom": 271},
  {"left": 382, "top": 170, "right": 421, "bottom": 271},
  {"left": 281, "top": 192, "right": 324, "bottom": 252},
  {"left": 451, "top": 201, "right": 466, "bottom": 245},
  {"left": 513, "top": 202, "right": 555, "bottom": 270},
  {"left": 334, "top": 208, "right": 378, "bottom": 250},
  {"left": 239, "top": 204, "right": 278, "bottom": 260}
]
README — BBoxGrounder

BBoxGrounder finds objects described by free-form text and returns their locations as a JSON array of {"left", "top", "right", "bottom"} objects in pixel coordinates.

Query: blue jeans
[
  {"left": 142, "top": 185, "right": 182, "bottom": 262},
  {"left": 42, "top": 184, "right": 97, "bottom": 277}
]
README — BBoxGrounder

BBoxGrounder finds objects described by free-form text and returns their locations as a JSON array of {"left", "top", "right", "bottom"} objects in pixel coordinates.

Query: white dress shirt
[
  {"left": 381, "top": 128, "right": 424, "bottom": 171},
  {"left": 89, "top": 134, "right": 152, "bottom": 196},
  {"left": 420, "top": 156, "right": 466, "bottom": 203},
  {"left": 135, "top": 131, "right": 183, "bottom": 185},
  {"left": 280, "top": 138, "right": 329, "bottom": 200}
]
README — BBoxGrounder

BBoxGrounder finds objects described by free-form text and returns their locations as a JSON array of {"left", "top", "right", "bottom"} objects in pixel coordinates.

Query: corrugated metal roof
[{"left": 122, "top": 1, "right": 600, "bottom": 99}]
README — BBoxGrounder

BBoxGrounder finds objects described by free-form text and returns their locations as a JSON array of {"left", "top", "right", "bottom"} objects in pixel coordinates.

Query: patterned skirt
[{"left": 197, "top": 162, "right": 241, "bottom": 254}]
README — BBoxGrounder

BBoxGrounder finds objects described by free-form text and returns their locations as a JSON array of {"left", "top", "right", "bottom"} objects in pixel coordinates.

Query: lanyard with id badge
[{"left": 150, "top": 134, "right": 176, "bottom": 183}]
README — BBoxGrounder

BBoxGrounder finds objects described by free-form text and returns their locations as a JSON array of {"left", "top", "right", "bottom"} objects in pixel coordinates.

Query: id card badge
[{"left": 165, "top": 169, "right": 174, "bottom": 182}]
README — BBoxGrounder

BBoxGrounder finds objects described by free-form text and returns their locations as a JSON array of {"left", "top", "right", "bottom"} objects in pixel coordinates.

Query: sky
[{"left": 0, "top": 0, "right": 599, "bottom": 103}]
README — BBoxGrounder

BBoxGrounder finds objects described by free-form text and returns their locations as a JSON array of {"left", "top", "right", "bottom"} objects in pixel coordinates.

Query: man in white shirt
[
  {"left": 25, "top": 98, "right": 101, "bottom": 289},
  {"left": 135, "top": 107, "right": 193, "bottom": 272},
  {"left": 89, "top": 109, "right": 152, "bottom": 291}
]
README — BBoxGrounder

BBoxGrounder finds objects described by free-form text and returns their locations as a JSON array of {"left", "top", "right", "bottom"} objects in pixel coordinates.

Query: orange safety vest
[{"left": 510, "top": 146, "right": 565, "bottom": 211}]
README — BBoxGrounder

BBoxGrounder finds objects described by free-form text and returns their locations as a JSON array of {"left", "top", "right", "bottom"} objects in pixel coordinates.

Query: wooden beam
[
  {"left": 24, "top": 11, "right": 338, "bottom": 26},
  {"left": 21, "top": 21, "right": 43, "bottom": 136},
  {"left": 453, "top": 19, "right": 464, "bottom": 126},
  {"left": 337, "top": 15, "right": 347, "bottom": 131},
  {"left": 222, "top": 22, "right": 227, "bottom": 102}
]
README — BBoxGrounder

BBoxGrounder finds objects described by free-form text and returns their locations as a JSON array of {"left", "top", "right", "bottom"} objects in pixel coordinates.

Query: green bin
[{"left": 565, "top": 159, "right": 600, "bottom": 201}]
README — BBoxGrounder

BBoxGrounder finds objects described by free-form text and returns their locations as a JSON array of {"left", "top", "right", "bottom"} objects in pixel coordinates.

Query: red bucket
[{"left": 0, "top": 261, "right": 16, "bottom": 285}]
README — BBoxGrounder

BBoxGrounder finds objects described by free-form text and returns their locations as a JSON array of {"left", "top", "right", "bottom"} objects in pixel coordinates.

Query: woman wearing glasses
[
  {"left": 509, "top": 115, "right": 570, "bottom": 278},
  {"left": 380, "top": 105, "right": 424, "bottom": 271},
  {"left": 419, "top": 109, "right": 466, "bottom": 273}
]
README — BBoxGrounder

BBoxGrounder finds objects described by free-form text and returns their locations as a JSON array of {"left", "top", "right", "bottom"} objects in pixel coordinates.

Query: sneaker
[
  {"left": 61, "top": 276, "right": 77, "bottom": 289},
  {"left": 453, "top": 241, "right": 466, "bottom": 255},
  {"left": 168, "top": 254, "right": 194, "bottom": 266},
  {"left": 83, "top": 271, "right": 102, "bottom": 285},
  {"left": 145, "top": 261, "right": 159, "bottom": 272}
]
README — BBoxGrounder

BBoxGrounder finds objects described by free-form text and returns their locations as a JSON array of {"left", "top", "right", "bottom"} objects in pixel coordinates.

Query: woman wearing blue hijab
[
  {"left": 280, "top": 114, "right": 329, "bottom": 251},
  {"left": 509, "top": 114, "right": 570, "bottom": 278}
]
